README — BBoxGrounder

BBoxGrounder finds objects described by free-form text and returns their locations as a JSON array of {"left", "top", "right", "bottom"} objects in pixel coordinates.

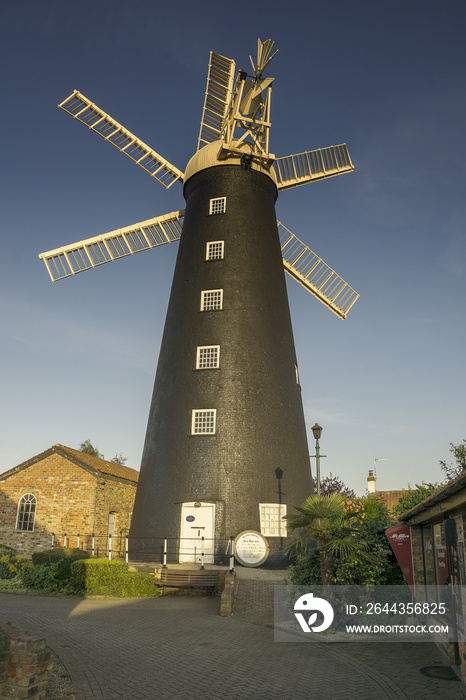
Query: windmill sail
[
  {"left": 275, "top": 144, "right": 354, "bottom": 190},
  {"left": 253, "top": 38, "right": 278, "bottom": 77},
  {"left": 59, "top": 91, "right": 183, "bottom": 188},
  {"left": 38, "top": 210, "right": 359, "bottom": 319},
  {"left": 39, "top": 211, "right": 184, "bottom": 282},
  {"left": 39, "top": 213, "right": 359, "bottom": 319},
  {"left": 197, "top": 52, "right": 236, "bottom": 150},
  {"left": 278, "top": 222, "right": 359, "bottom": 319}
]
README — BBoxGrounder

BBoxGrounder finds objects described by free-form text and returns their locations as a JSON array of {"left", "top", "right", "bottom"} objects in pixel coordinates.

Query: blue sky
[{"left": 1, "top": 0, "right": 465, "bottom": 495}]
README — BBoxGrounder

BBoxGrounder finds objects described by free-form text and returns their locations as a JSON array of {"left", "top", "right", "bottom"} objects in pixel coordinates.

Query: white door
[{"left": 179, "top": 503, "right": 215, "bottom": 563}]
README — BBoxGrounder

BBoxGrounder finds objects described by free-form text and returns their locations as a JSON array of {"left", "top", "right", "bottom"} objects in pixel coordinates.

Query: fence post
[
  {"left": 163, "top": 538, "right": 167, "bottom": 568},
  {"left": 200, "top": 536, "right": 205, "bottom": 570},
  {"left": 92, "top": 534, "right": 95, "bottom": 557},
  {"left": 51, "top": 533, "right": 55, "bottom": 549},
  {"left": 108, "top": 534, "right": 112, "bottom": 560},
  {"left": 229, "top": 536, "right": 235, "bottom": 573},
  {"left": 125, "top": 537, "right": 129, "bottom": 564}
]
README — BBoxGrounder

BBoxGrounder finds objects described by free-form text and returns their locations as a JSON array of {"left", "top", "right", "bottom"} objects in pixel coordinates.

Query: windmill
[{"left": 39, "top": 39, "right": 358, "bottom": 564}]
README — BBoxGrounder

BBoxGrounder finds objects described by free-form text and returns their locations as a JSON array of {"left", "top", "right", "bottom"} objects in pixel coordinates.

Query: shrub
[
  {"left": 70, "top": 559, "right": 160, "bottom": 597},
  {"left": 0, "top": 545, "right": 27, "bottom": 580},
  {"left": 287, "top": 496, "right": 405, "bottom": 586},
  {"left": 22, "top": 548, "right": 90, "bottom": 592},
  {"left": 32, "top": 547, "right": 89, "bottom": 571},
  {"left": 288, "top": 549, "right": 321, "bottom": 585},
  {"left": 0, "top": 575, "right": 28, "bottom": 591},
  {"left": 393, "top": 483, "right": 443, "bottom": 516},
  {"left": 21, "top": 562, "right": 67, "bottom": 591}
]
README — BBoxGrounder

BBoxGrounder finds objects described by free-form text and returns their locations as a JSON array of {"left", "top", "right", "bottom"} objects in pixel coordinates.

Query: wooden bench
[{"left": 158, "top": 569, "right": 219, "bottom": 593}]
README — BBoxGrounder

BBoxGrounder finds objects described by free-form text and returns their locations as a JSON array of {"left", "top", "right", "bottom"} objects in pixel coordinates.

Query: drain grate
[{"left": 420, "top": 666, "right": 459, "bottom": 681}]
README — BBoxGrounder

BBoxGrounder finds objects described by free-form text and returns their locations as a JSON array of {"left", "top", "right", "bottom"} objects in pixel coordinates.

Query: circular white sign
[{"left": 234, "top": 530, "right": 269, "bottom": 567}]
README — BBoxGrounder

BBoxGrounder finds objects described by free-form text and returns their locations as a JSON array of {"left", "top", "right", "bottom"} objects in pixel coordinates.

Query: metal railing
[{"left": 48, "top": 533, "right": 289, "bottom": 569}]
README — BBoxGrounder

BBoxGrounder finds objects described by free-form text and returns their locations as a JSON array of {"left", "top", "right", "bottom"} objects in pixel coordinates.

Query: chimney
[{"left": 367, "top": 469, "right": 377, "bottom": 494}]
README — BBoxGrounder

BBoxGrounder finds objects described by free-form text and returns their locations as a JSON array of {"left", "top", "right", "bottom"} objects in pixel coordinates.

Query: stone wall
[
  {"left": 409, "top": 527, "right": 425, "bottom": 586},
  {"left": 219, "top": 571, "right": 236, "bottom": 616},
  {"left": 0, "top": 626, "right": 52, "bottom": 700}
]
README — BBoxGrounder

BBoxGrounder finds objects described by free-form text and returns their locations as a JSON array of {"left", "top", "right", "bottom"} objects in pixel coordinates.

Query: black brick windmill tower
[{"left": 39, "top": 39, "right": 358, "bottom": 564}]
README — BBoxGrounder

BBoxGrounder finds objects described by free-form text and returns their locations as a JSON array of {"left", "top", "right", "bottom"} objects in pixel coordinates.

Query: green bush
[
  {"left": 32, "top": 547, "right": 89, "bottom": 571},
  {"left": 287, "top": 496, "right": 406, "bottom": 587},
  {"left": 21, "top": 548, "right": 90, "bottom": 592},
  {"left": 70, "top": 559, "right": 160, "bottom": 597},
  {"left": 288, "top": 549, "right": 321, "bottom": 585},
  {"left": 0, "top": 575, "right": 28, "bottom": 591},
  {"left": 21, "top": 562, "right": 67, "bottom": 591},
  {"left": 0, "top": 545, "right": 27, "bottom": 580}
]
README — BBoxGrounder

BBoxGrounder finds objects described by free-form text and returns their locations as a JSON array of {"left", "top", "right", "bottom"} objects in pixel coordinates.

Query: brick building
[
  {"left": 366, "top": 470, "right": 404, "bottom": 513},
  {"left": 376, "top": 490, "right": 405, "bottom": 513},
  {"left": 394, "top": 473, "right": 466, "bottom": 683},
  {"left": 0, "top": 444, "right": 139, "bottom": 557}
]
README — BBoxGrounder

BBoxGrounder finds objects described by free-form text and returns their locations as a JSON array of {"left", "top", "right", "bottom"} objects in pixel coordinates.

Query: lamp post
[{"left": 311, "top": 423, "right": 325, "bottom": 497}]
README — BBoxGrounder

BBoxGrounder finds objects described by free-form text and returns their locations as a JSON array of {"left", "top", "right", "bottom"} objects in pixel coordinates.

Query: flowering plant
[{"left": 343, "top": 499, "right": 366, "bottom": 526}]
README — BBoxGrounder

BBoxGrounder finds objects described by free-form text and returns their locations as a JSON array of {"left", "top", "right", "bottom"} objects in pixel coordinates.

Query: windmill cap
[{"left": 184, "top": 140, "right": 278, "bottom": 187}]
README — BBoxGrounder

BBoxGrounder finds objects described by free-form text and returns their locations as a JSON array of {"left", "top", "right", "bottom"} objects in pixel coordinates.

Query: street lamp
[{"left": 311, "top": 423, "right": 324, "bottom": 497}]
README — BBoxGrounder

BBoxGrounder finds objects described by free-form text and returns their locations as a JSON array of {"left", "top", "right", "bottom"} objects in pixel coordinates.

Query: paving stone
[{"left": 1, "top": 591, "right": 466, "bottom": 699}]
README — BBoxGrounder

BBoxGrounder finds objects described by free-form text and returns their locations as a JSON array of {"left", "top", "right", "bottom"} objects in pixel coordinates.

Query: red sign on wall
[{"left": 386, "top": 524, "right": 414, "bottom": 591}]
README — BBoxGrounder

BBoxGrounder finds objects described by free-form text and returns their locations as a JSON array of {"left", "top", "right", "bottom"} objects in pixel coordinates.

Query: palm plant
[{"left": 285, "top": 494, "right": 372, "bottom": 585}]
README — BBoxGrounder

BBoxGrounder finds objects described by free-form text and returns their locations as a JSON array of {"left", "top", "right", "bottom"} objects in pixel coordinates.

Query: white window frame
[
  {"left": 196, "top": 345, "right": 220, "bottom": 369},
  {"left": 200, "top": 289, "right": 223, "bottom": 311},
  {"left": 16, "top": 493, "right": 37, "bottom": 532},
  {"left": 191, "top": 409, "right": 217, "bottom": 435},
  {"left": 209, "top": 197, "right": 226, "bottom": 215},
  {"left": 259, "top": 503, "right": 287, "bottom": 538},
  {"left": 206, "top": 240, "right": 224, "bottom": 261}
]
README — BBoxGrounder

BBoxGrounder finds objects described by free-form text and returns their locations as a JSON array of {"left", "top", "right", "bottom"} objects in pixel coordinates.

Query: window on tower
[
  {"left": 196, "top": 345, "right": 220, "bottom": 369},
  {"left": 209, "top": 197, "right": 226, "bottom": 215},
  {"left": 200, "top": 289, "right": 223, "bottom": 311},
  {"left": 259, "top": 503, "right": 287, "bottom": 537},
  {"left": 206, "top": 241, "right": 224, "bottom": 260},
  {"left": 191, "top": 409, "right": 217, "bottom": 435},
  {"left": 16, "top": 493, "right": 37, "bottom": 532}
]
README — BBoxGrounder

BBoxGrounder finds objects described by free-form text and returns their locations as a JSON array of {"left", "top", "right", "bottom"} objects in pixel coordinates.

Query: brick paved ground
[
  {"left": 1, "top": 589, "right": 465, "bottom": 700},
  {"left": 232, "top": 568, "right": 286, "bottom": 626}
]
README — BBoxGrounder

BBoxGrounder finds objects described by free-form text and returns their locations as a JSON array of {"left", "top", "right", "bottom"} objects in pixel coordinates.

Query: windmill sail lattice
[
  {"left": 197, "top": 52, "right": 236, "bottom": 150},
  {"left": 39, "top": 39, "right": 359, "bottom": 564},
  {"left": 39, "top": 211, "right": 184, "bottom": 281},
  {"left": 275, "top": 144, "right": 353, "bottom": 190},
  {"left": 278, "top": 222, "right": 359, "bottom": 319},
  {"left": 59, "top": 91, "right": 183, "bottom": 188}
]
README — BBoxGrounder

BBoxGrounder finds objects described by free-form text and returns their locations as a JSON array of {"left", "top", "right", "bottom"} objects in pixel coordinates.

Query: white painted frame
[
  {"left": 191, "top": 409, "right": 217, "bottom": 435},
  {"left": 196, "top": 345, "right": 220, "bottom": 369},
  {"left": 259, "top": 503, "right": 287, "bottom": 537},
  {"left": 209, "top": 197, "right": 226, "bottom": 215},
  {"left": 200, "top": 289, "right": 223, "bottom": 311},
  {"left": 15, "top": 493, "right": 37, "bottom": 532},
  {"left": 206, "top": 240, "right": 224, "bottom": 261}
]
